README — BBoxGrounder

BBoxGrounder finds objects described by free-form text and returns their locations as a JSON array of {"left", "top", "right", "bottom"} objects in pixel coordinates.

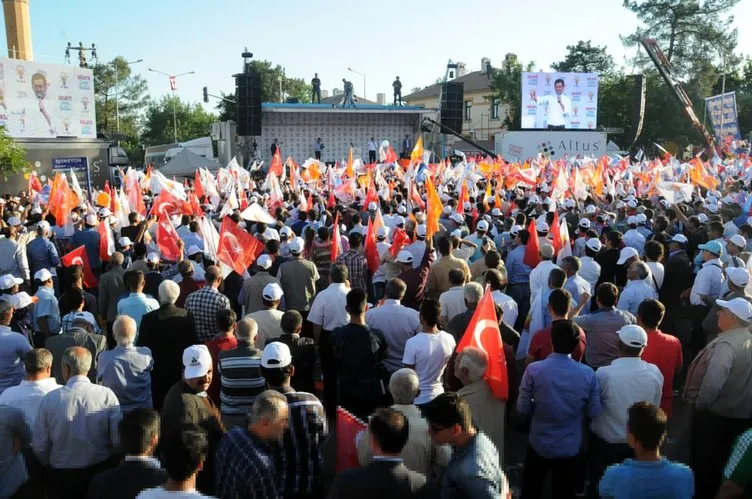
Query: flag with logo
[
  {"left": 456, "top": 288, "right": 508, "bottom": 400},
  {"left": 390, "top": 228, "right": 410, "bottom": 257},
  {"left": 61, "top": 246, "right": 97, "bottom": 288},
  {"left": 218, "top": 217, "right": 264, "bottom": 275},
  {"left": 156, "top": 211, "right": 182, "bottom": 262},
  {"left": 98, "top": 219, "right": 115, "bottom": 262},
  {"left": 335, "top": 407, "right": 367, "bottom": 472}
]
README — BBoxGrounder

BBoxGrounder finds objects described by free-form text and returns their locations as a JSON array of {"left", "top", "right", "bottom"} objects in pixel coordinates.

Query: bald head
[
  {"left": 205, "top": 265, "right": 222, "bottom": 286},
  {"left": 109, "top": 252, "right": 124, "bottom": 267},
  {"left": 236, "top": 318, "right": 258, "bottom": 343}
]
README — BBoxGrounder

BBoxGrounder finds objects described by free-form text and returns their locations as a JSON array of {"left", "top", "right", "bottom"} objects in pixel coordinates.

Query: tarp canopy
[{"left": 159, "top": 149, "right": 219, "bottom": 177}]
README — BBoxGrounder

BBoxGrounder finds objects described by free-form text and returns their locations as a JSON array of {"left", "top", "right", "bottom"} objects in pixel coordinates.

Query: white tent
[{"left": 160, "top": 149, "right": 220, "bottom": 177}]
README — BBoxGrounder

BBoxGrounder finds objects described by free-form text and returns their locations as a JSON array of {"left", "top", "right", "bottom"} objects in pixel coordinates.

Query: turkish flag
[
  {"left": 194, "top": 170, "right": 204, "bottom": 200},
  {"left": 390, "top": 228, "right": 410, "bottom": 258},
  {"left": 523, "top": 218, "right": 541, "bottom": 268},
  {"left": 456, "top": 288, "right": 508, "bottom": 400},
  {"left": 335, "top": 407, "right": 367, "bottom": 472},
  {"left": 156, "top": 211, "right": 182, "bottom": 262},
  {"left": 218, "top": 217, "right": 264, "bottom": 275},
  {"left": 269, "top": 149, "right": 283, "bottom": 177},
  {"left": 61, "top": 246, "right": 97, "bottom": 288},
  {"left": 331, "top": 213, "right": 341, "bottom": 262},
  {"left": 457, "top": 181, "right": 468, "bottom": 213},
  {"left": 98, "top": 220, "right": 115, "bottom": 262}
]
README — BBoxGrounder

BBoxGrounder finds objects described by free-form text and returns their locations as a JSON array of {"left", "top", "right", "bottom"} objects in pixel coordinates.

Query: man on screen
[
  {"left": 530, "top": 78, "right": 571, "bottom": 130},
  {"left": 31, "top": 72, "right": 55, "bottom": 135}
]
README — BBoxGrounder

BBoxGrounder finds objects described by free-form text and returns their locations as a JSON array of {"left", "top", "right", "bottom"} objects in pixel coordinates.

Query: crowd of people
[{"left": 0, "top": 144, "right": 751, "bottom": 499}]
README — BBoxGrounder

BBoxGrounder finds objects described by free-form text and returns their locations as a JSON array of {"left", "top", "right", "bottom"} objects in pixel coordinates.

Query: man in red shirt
[
  {"left": 205, "top": 308, "right": 238, "bottom": 403},
  {"left": 527, "top": 288, "right": 587, "bottom": 364},
  {"left": 637, "top": 299, "right": 682, "bottom": 417}
]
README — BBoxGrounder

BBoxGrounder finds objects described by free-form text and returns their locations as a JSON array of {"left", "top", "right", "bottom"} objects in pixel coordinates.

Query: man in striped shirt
[
  {"left": 261, "top": 341, "right": 328, "bottom": 499},
  {"left": 217, "top": 318, "right": 265, "bottom": 428}
]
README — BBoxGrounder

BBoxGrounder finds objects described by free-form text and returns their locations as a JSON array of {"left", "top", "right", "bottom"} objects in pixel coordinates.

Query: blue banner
[
  {"left": 705, "top": 92, "right": 742, "bottom": 143},
  {"left": 52, "top": 156, "right": 88, "bottom": 170}
]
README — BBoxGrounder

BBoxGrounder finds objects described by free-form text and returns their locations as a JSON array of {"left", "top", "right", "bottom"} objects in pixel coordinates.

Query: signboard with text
[
  {"left": 521, "top": 72, "right": 599, "bottom": 130},
  {"left": 705, "top": 92, "right": 741, "bottom": 143}
]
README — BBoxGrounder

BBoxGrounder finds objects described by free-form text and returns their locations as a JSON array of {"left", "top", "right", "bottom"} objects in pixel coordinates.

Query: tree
[
  {"left": 0, "top": 127, "right": 27, "bottom": 179},
  {"left": 92, "top": 56, "right": 150, "bottom": 162},
  {"left": 247, "top": 60, "right": 311, "bottom": 103},
  {"left": 215, "top": 91, "right": 237, "bottom": 122},
  {"left": 141, "top": 95, "right": 217, "bottom": 146},
  {"left": 490, "top": 54, "right": 536, "bottom": 130},
  {"left": 551, "top": 40, "right": 616, "bottom": 75},
  {"left": 621, "top": 0, "right": 740, "bottom": 79}
]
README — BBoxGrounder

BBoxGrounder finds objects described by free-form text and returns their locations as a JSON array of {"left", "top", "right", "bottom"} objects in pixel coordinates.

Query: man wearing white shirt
[
  {"left": 561, "top": 256, "right": 593, "bottom": 315},
  {"left": 529, "top": 244, "right": 559, "bottom": 307},
  {"left": 0, "top": 348, "right": 60, "bottom": 430},
  {"left": 530, "top": 78, "right": 571, "bottom": 130},
  {"left": 438, "top": 270, "right": 467, "bottom": 327},
  {"left": 589, "top": 325, "right": 663, "bottom": 496},
  {"left": 623, "top": 217, "right": 647, "bottom": 256},
  {"left": 690, "top": 241, "right": 725, "bottom": 307},
  {"left": 486, "top": 269, "right": 519, "bottom": 329},
  {"left": 366, "top": 278, "right": 420, "bottom": 375},
  {"left": 644, "top": 241, "right": 665, "bottom": 291},
  {"left": 617, "top": 262, "right": 658, "bottom": 316},
  {"left": 247, "top": 283, "right": 285, "bottom": 348},
  {"left": 372, "top": 226, "right": 392, "bottom": 301},
  {"left": 367, "top": 137, "right": 378, "bottom": 164},
  {"left": 579, "top": 238, "right": 602, "bottom": 292}
]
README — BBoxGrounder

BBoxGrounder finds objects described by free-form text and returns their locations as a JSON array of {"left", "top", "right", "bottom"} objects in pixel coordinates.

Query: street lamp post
[
  {"left": 113, "top": 58, "right": 143, "bottom": 133},
  {"left": 347, "top": 67, "right": 366, "bottom": 101},
  {"left": 148, "top": 67, "right": 196, "bottom": 144}
]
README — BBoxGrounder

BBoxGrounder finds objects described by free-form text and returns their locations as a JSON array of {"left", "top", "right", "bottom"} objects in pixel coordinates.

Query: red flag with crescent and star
[
  {"left": 61, "top": 245, "right": 97, "bottom": 288},
  {"left": 217, "top": 217, "right": 264, "bottom": 275},
  {"left": 455, "top": 287, "right": 508, "bottom": 400}
]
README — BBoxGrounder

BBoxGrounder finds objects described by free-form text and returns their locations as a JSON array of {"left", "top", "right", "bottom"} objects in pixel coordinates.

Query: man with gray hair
[
  {"left": 357, "top": 368, "right": 450, "bottom": 477},
  {"left": 138, "top": 279, "right": 196, "bottom": 411},
  {"left": 97, "top": 315, "right": 154, "bottom": 411},
  {"left": 616, "top": 261, "right": 657, "bottom": 316},
  {"left": 217, "top": 317, "right": 265, "bottom": 428},
  {"left": 0, "top": 348, "right": 60, "bottom": 429},
  {"left": 215, "top": 389, "right": 289, "bottom": 499},
  {"left": 455, "top": 347, "right": 506, "bottom": 466},
  {"left": 34, "top": 346, "right": 121, "bottom": 498}
]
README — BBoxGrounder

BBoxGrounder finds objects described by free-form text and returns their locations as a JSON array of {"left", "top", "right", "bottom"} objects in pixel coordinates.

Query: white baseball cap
[
  {"left": 30, "top": 206, "right": 42, "bottom": 215},
  {"left": 289, "top": 237, "right": 305, "bottom": 254},
  {"left": 397, "top": 205, "right": 407, "bottom": 215},
  {"left": 37, "top": 220, "right": 51, "bottom": 232},
  {"left": 510, "top": 225, "right": 523, "bottom": 236},
  {"left": 10, "top": 291, "right": 33, "bottom": 310},
  {"left": 476, "top": 220, "right": 489, "bottom": 231},
  {"left": 450, "top": 213, "right": 464, "bottom": 224},
  {"left": 377, "top": 226, "right": 389, "bottom": 239},
  {"left": 186, "top": 245, "right": 203, "bottom": 256},
  {"left": 627, "top": 216, "right": 638, "bottom": 225},
  {"left": 34, "top": 269, "right": 52, "bottom": 282},
  {"left": 182, "top": 345, "right": 212, "bottom": 379},
  {"left": 585, "top": 238, "right": 602, "bottom": 252},
  {"left": 716, "top": 297, "right": 752, "bottom": 322},
  {"left": 627, "top": 200, "right": 638, "bottom": 209},
  {"left": 118, "top": 237, "right": 133, "bottom": 247},
  {"left": 0, "top": 274, "right": 23, "bottom": 289},
  {"left": 618, "top": 325, "right": 648, "bottom": 349},
  {"left": 585, "top": 205, "right": 597, "bottom": 214},
  {"left": 636, "top": 213, "right": 647, "bottom": 225},
  {"left": 84, "top": 214, "right": 98, "bottom": 226},
  {"left": 394, "top": 215, "right": 405, "bottom": 226},
  {"left": 256, "top": 254, "right": 272, "bottom": 270},
  {"left": 70, "top": 311, "right": 98, "bottom": 329},
  {"left": 491, "top": 208, "right": 501, "bottom": 217},
  {"left": 98, "top": 208, "right": 111, "bottom": 217},
  {"left": 416, "top": 224, "right": 427, "bottom": 238},
  {"left": 726, "top": 267, "right": 750, "bottom": 288},
  {"left": 697, "top": 213, "right": 709, "bottom": 224},
  {"left": 463, "top": 201, "right": 471, "bottom": 211},
  {"left": 6, "top": 216, "right": 21, "bottom": 227},
  {"left": 279, "top": 226, "right": 292, "bottom": 237},
  {"left": 579, "top": 218, "right": 591, "bottom": 229},
  {"left": 529, "top": 195, "right": 541, "bottom": 204},
  {"left": 264, "top": 227, "right": 280, "bottom": 241},
  {"left": 536, "top": 221, "right": 549, "bottom": 233},
  {"left": 670, "top": 234, "right": 688, "bottom": 244},
  {"left": 261, "top": 341, "right": 292, "bottom": 368},
  {"left": 450, "top": 229, "right": 462, "bottom": 238},
  {"left": 443, "top": 205, "right": 453, "bottom": 215},
  {"left": 262, "top": 282, "right": 284, "bottom": 301},
  {"left": 146, "top": 252, "right": 160, "bottom": 264},
  {"left": 616, "top": 246, "right": 639, "bottom": 265},
  {"left": 396, "top": 250, "right": 414, "bottom": 264},
  {"left": 729, "top": 234, "right": 747, "bottom": 248}
]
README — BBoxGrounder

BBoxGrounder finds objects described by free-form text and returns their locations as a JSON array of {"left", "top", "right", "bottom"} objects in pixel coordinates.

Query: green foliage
[
  {"left": 248, "top": 60, "right": 311, "bottom": 103},
  {"left": 551, "top": 40, "right": 616, "bottom": 75},
  {"left": 215, "top": 91, "right": 237, "bottom": 122},
  {"left": 141, "top": 95, "right": 217, "bottom": 146},
  {"left": 489, "top": 55, "right": 536, "bottom": 131},
  {"left": 0, "top": 126, "right": 27, "bottom": 179}
]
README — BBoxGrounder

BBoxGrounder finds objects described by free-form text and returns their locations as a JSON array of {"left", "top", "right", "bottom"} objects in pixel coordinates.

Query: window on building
[
  {"left": 464, "top": 100, "right": 472, "bottom": 121},
  {"left": 491, "top": 98, "right": 501, "bottom": 120}
]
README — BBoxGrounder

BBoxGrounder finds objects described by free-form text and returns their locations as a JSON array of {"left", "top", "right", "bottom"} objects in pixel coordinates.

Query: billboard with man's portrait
[
  {"left": 521, "top": 72, "right": 599, "bottom": 130},
  {"left": 0, "top": 57, "right": 96, "bottom": 139}
]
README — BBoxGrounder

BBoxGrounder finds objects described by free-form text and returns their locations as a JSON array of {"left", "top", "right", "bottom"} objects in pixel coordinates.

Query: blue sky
[{"left": 3, "top": 0, "right": 751, "bottom": 111}]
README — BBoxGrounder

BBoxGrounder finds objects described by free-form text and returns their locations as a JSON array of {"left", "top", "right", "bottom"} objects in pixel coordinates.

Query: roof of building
[
  {"left": 320, "top": 94, "right": 377, "bottom": 105},
  {"left": 404, "top": 71, "right": 494, "bottom": 101}
]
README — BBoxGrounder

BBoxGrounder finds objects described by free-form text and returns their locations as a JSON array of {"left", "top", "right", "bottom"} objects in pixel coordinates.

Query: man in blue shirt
[
  {"left": 599, "top": 401, "right": 693, "bottom": 498},
  {"left": 517, "top": 319, "right": 601, "bottom": 498},
  {"left": 70, "top": 214, "right": 102, "bottom": 275},
  {"left": 505, "top": 228, "right": 532, "bottom": 331},
  {"left": 26, "top": 221, "right": 60, "bottom": 292}
]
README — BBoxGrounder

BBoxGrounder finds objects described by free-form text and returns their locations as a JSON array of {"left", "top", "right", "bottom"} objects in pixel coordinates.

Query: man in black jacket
[
  {"left": 328, "top": 407, "right": 428, "bottom": 499},
  {"left": 659, "top": 234, "right": 694, "bottom": 335},
  {"left": 87, "top": 408, "right": 167, "bottom": 499}
]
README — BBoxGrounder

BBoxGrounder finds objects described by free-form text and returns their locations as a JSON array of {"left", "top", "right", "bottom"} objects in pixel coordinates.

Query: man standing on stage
[
  {"left": 530, "top": 78, "right": 571, "bottom": 130},
  {"left": 393, "top": 76, "right": 402, "bottom": 105},
  {"left": 311, "top": 73, "right": 321, "bottom": 103},
  {"left": 342, "top": 79, "right": 355, "bottom": 108}
]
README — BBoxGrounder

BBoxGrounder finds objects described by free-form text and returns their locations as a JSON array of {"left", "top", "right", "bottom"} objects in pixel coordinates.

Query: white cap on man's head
[
  {"left": 585, "top": 205, "right": 596, "bottom": 215},
  {"left": 261, "top": 342, "right": 292, "bottom": 368},
  {"left": 451, "top": 213, "right": 464, "bottom": 224},
  {"left": 636, "top": 213, "right": 647, "bottom": 225},
  {"left": 729, "top": 234, "right": 747, "bottom": 248},
  {"left": 616, "top": 246, "right": 639, "bottom": 265},
  {"left": 37, "top": 220, "right": 50, "bottom": 232},
  {"left": 510, "top": 225, "right": 523, "bottom": 236},
  {"left": 262, "top": 282, "right": 284, "bottom": 301},
  {"left": 627, "top": 215, "right": 638, "bottom": 225},
  {"left": 476, "top": 220, "right": 489, "bottom": 232},
  {"left": 416, "top": 224, "right": 427, "bottom": 238},
  {"left": 670, "top": 234, "right": 688, "bottom": 244},
  {"left": 536, "top": 221, "right": 549, "bottom": 233},
  {"left": 6, "top": 216, "right": 21, "bottom": 227},
  {"left": 443, "top": 205, "right": 453, "bottom": 215},
  {"left": 377, "top": 226, "right": 389, "bottom": 239},
  {"left": 279, "top": 226, "right": 292, "bottom": 237},
  {"left": 369, "top": 202, "right": 378, "bottom": 212},
  {"left": 618, "top": 325, "right": 648, "bottom": 349},
  {"left": 186, "top": 246, "right": 203, "bottom": 257},
  {"left": 119, "top": 237, "right": 133, "bottom": 247},
  {"left": 98, "top": 208, "right": 111, "bottom": 217},
  {"left": 579, "top": 218, "right": 591, "bottom": 229},
  {"left": 697, "top": 213, "right": 709, "bottom": 224},
  {"left": 85, "top": 214, "right": 98, "bottom": 226},
  {"left": 450, "top": 229, "right": 462, "bottom": 238},
  {"left": 182, "top": 345, "right": 212, "bottom": 379},
  {"left": 146, "top": 252, "right": 160, "bottom": 264},
  {"left": 397, "top": 205, "right": 407, "bottom": 215},
  {"left": 34, "top": 269, "right": 52, "bottom": 282},
  {"left": 0, "top": 274, "right": 23, "bottom": 289},
  {"left": 289, "top": 237, "right": 305, "bottom": 254},
  {"left": 257, "top": 254, "right": 272, "bottom": 270},
  {"left": 585, "top": 238, "right": 602, "bottom": 252},
  {"left": 717, "top": 297, "right": 752, "bottom": 322},
  {"left": 10, "top": 292, "right": 33, "bottom": 310},
  {"left": 726, "top": 267, "right": 750, "bottom": 288},
  {"left": 394, "top": 215, "right": 405, "bottom": 226},
  {"left": 491, "top": 208, "right": 501, "bottom": 217},
  {"left": 396, "top": 250, "right": 414, "bottom": 264},
  {"left": 627, "top": 200, "right": 638, "bottom": 209}
]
